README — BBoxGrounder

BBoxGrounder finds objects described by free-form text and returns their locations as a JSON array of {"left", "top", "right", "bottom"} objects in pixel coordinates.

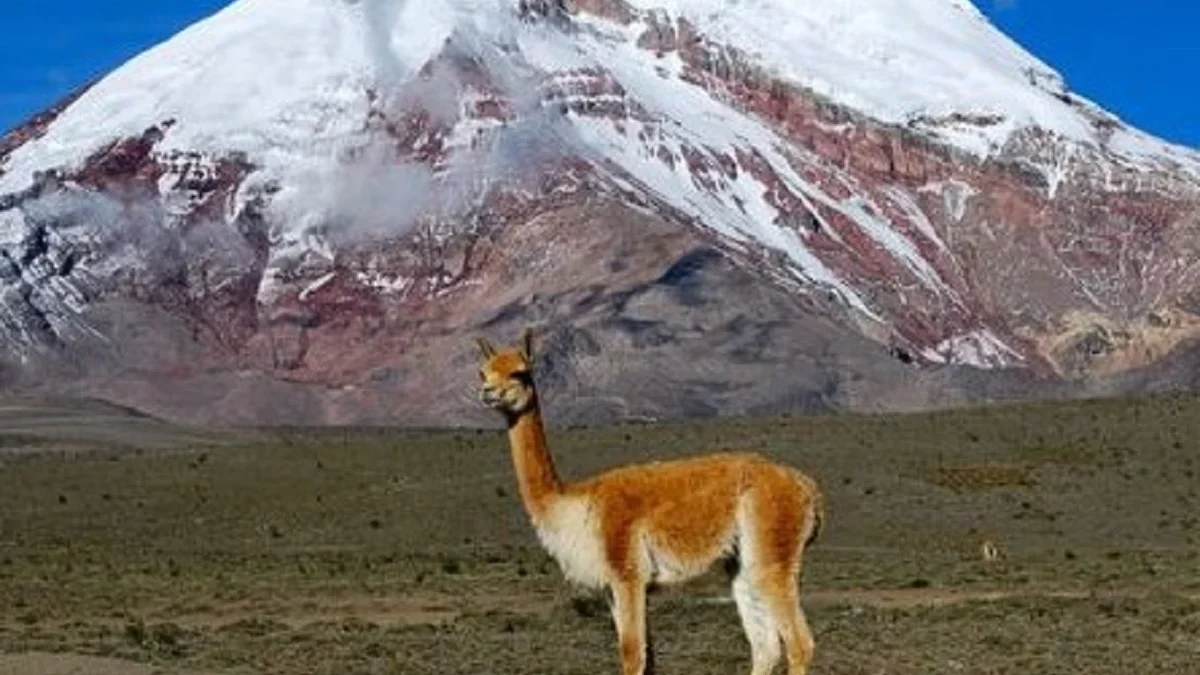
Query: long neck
[{"left": 506, "top": 396, "right": 561, "bottom": 520}]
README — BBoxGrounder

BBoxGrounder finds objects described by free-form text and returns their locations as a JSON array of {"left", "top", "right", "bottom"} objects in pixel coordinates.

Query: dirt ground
[
  {"left": 1, "top": 395, "right": 1199, "bottom": 674},
  {"left": 0, "top": 652, "right": 220, "bottom": 675}
]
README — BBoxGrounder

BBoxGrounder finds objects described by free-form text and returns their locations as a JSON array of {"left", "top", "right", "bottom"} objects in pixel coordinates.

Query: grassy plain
[{"left": 1, "top": 395, "right": 1199, "bottom": 674}]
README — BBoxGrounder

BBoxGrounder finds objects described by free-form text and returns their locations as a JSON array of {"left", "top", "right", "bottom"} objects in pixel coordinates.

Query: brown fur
[{"left": 477, "top": 329, "right": 825, "bottom": 675}]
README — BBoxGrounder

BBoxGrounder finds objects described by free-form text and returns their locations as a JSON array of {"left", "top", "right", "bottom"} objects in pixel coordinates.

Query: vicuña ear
[
  {"left": 475, "top": 337, "right": 498, "bottom": 359},
  {"left": 520, "top": 327, "right": 535, "bottom": 362}
]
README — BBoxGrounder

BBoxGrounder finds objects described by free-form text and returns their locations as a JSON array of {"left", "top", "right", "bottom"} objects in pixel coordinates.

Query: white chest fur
[{"left": 534, "top": 497, "right": 610, "bottom": 590}]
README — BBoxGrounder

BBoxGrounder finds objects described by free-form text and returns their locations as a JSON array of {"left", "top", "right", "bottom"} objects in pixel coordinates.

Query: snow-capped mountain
[{"left": 2, "top": 0, "right": 1198, "bottom": 425}]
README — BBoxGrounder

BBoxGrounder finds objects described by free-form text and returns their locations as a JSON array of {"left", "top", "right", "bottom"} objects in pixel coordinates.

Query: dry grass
[
  {"left": 930, "top": 464, "right": 1034, "bottom": 492},
  {"left": 1, "top": 394, "right": 1200, "bottom": 673}
]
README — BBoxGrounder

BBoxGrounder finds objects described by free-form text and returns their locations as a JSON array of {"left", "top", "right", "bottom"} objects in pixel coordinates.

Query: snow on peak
[
  {"left": 0, "top": 0, "right": 505, "bottom": 194},
  {"left": 623, "top": 0, "right": 1197, "bottom": 165},
  {"left": 1, "top": 0, "right": 1195, "bottom": 198}
]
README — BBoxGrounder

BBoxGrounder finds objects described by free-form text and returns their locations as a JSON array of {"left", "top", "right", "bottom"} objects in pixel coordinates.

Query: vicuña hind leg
[
  {"left": 761, "top": 568, "right": 815, "bottom": 675},
  {"left": 733, "top": 572, "right": 781, "bottom": 675},
  {"left": 743, "top": 485, "right": 816, "bottom": 675}
]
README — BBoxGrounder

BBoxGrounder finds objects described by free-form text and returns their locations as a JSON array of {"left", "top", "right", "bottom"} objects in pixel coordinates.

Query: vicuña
[{"left": 476, "top": 328, "right": 826, "bottom": 675}]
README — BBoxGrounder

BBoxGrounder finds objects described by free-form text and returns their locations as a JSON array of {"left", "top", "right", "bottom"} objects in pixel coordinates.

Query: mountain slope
[{"left": 1, "top": 0, "right": 1198, "bottom": 425}]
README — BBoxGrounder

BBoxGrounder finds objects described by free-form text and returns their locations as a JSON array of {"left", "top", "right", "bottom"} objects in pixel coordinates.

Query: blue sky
[
  {"left": 983, "top": 0, "right": 1200, "bottom": 147},
  {"left": 0, "top": 1, "right": 230, "bottom": 129},
  {"left": 0, "top": 1, "right": 1197, "bottom": 147}
]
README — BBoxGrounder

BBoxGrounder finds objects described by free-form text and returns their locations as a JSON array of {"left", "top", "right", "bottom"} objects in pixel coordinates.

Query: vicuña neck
[{"left": 506, "top": 400, "right": 561, "bottom": 520}]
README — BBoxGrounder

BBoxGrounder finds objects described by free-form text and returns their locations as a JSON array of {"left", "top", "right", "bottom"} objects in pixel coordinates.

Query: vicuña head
[
  {"left": 476, "top": 329, "right": 537, "bottom": 419},
  {"left": 475, "top": 327, "right": 826, "bottom": 675}
]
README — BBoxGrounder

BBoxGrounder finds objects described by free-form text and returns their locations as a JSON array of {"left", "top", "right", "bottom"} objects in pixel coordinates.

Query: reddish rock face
[
  {"left": 0, "top": 2, "right": 1198, "bottom": 426},
  {"left": 626, "top": 10, "right": 1200, "bottom": 375}
]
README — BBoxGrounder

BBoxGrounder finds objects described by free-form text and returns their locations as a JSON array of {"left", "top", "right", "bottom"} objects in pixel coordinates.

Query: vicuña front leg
[{"left": 609, "top": 579, "right": 648, "bottom": 675}]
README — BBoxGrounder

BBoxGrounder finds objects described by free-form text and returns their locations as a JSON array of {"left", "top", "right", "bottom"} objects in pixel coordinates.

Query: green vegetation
[{"left": 1, "top": 394, "right": 1198, "bottom": 673}]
